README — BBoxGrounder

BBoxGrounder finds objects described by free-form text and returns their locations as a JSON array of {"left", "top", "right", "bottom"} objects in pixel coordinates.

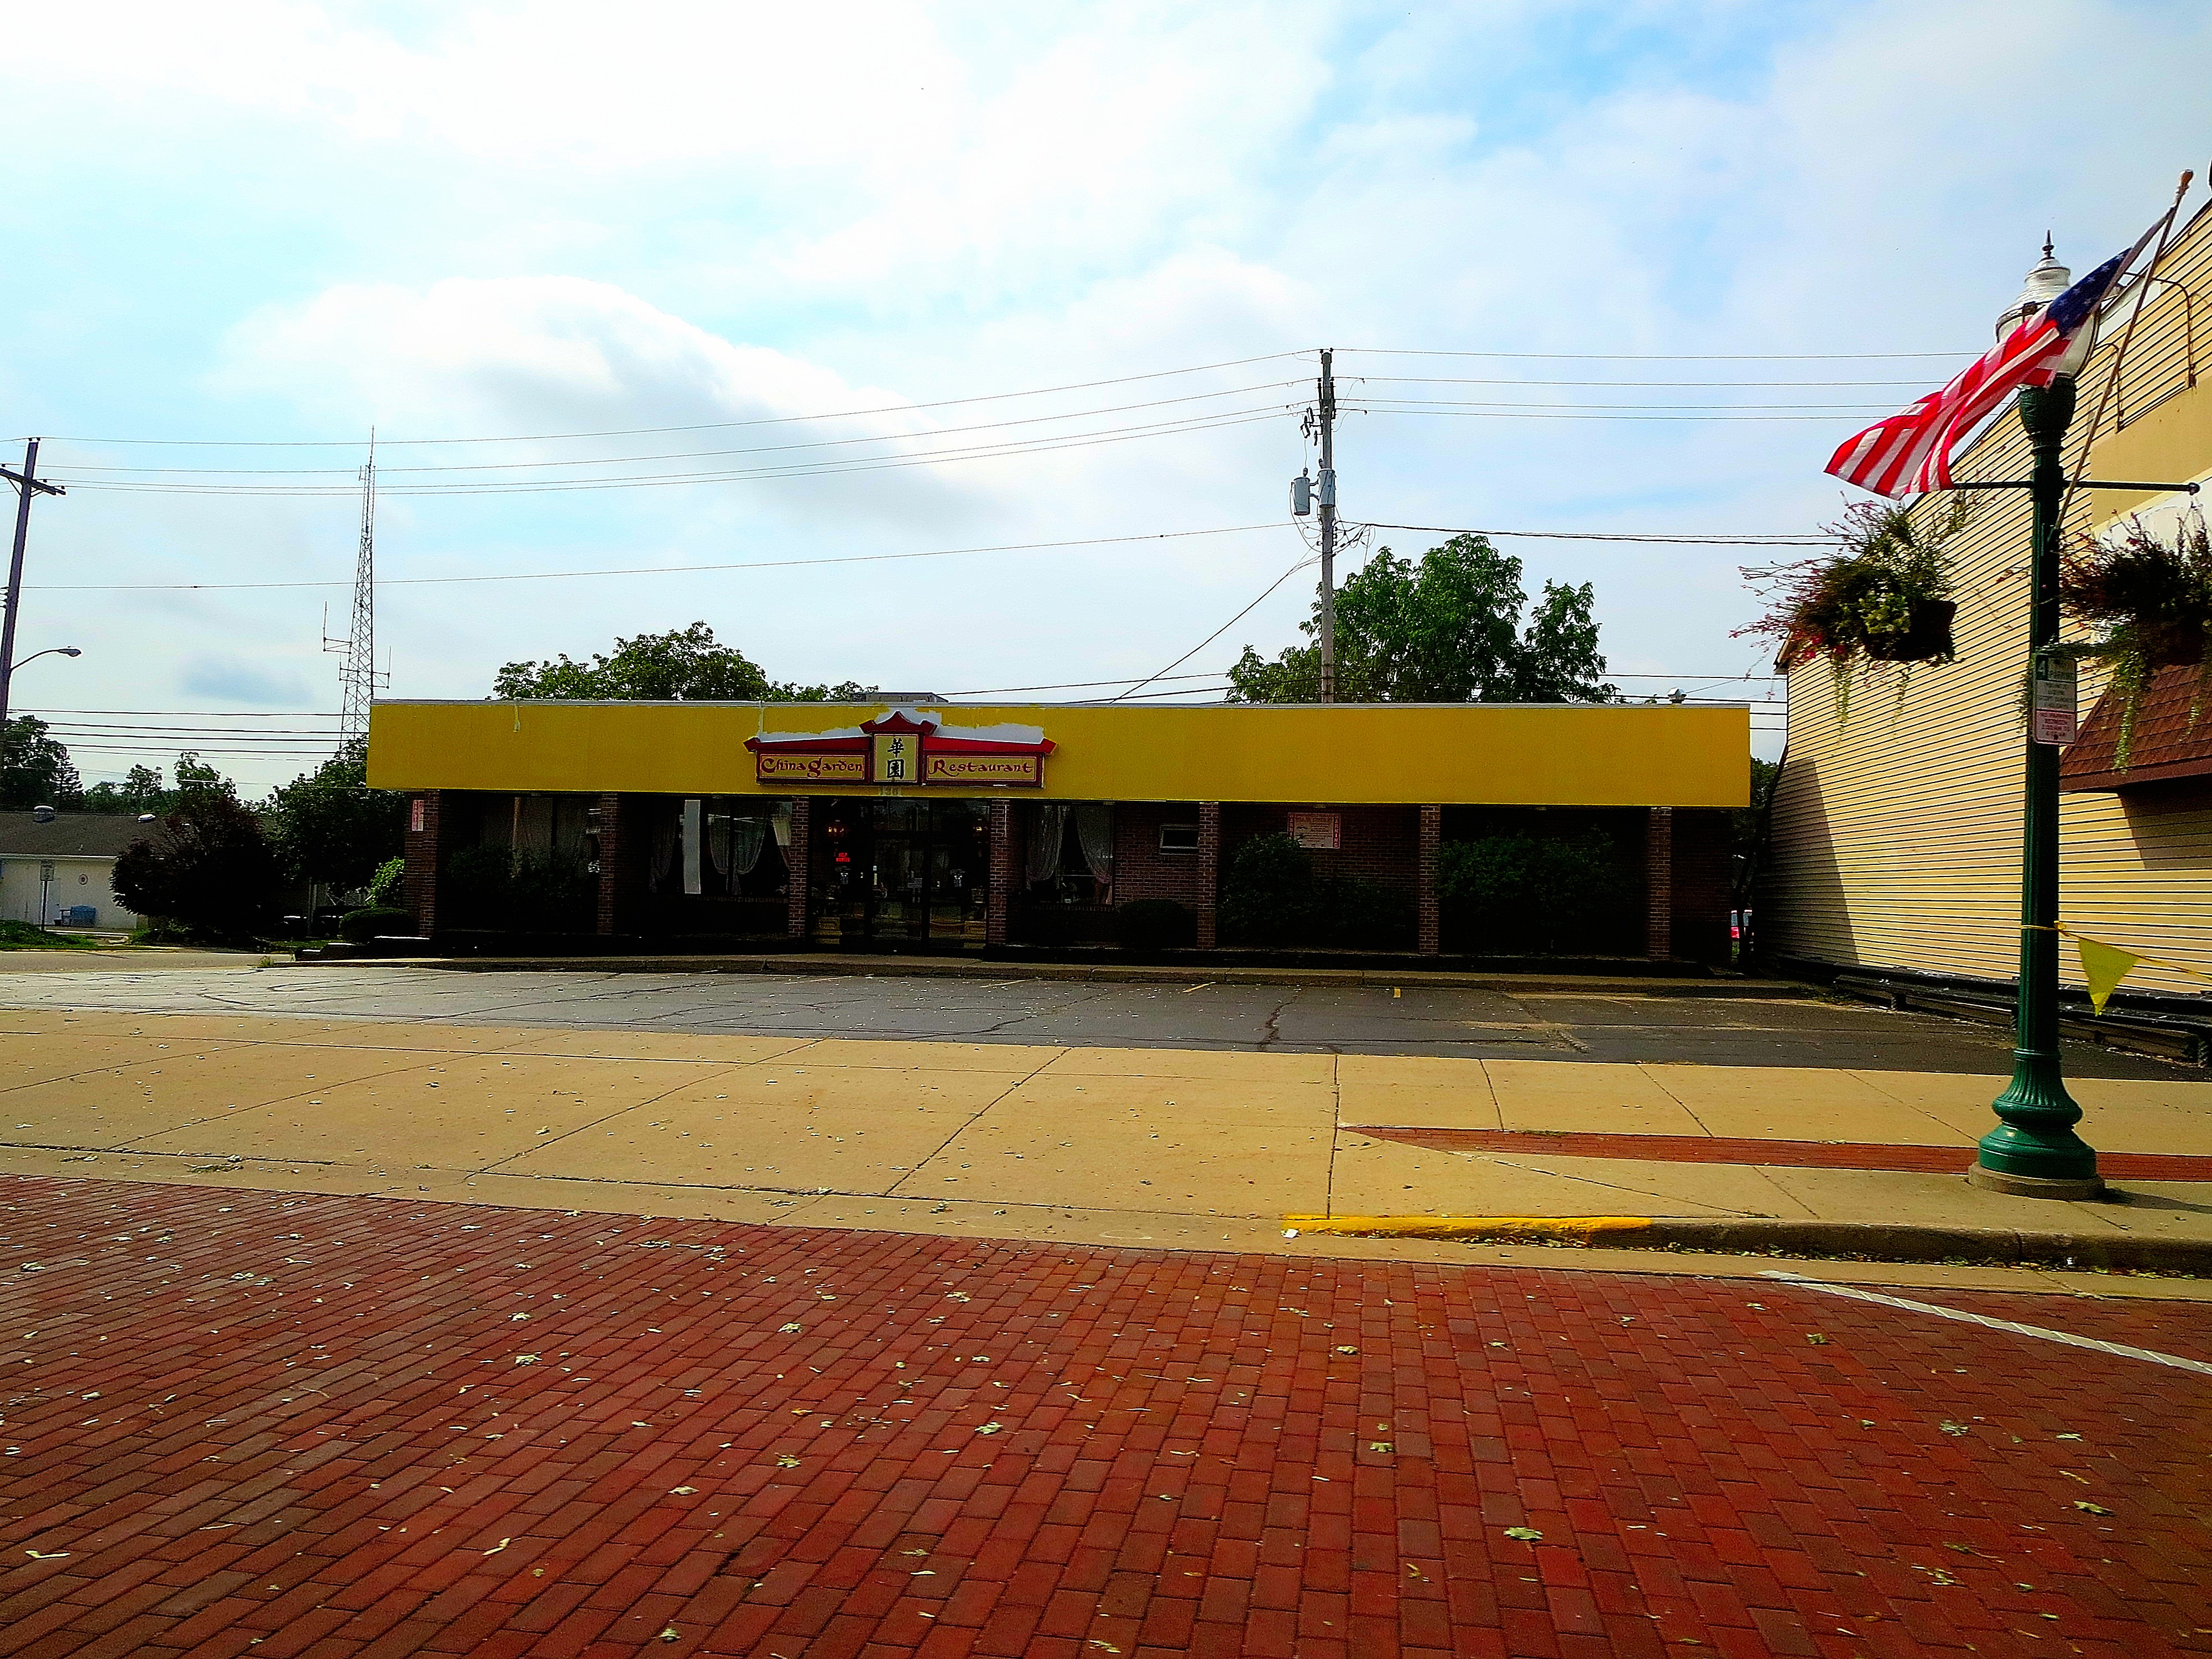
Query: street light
[{"left": 9, "top": 646, "right": 81, "bottom": 674}]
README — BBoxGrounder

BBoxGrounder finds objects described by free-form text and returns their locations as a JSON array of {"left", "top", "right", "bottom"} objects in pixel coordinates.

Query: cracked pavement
[{"left": 0, "top": 963, "right": 2187, "bottom": 1075}]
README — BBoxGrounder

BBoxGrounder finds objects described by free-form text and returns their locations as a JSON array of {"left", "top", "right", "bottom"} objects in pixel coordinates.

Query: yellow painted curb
[{"left": 1281, "top": 1214, "right": 1655, "bottom": 1240}]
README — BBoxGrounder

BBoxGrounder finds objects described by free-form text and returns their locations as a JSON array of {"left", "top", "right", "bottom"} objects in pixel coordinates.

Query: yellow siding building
[{"left": 1763, "top": 201, "right": 2212, "bottom": 995}]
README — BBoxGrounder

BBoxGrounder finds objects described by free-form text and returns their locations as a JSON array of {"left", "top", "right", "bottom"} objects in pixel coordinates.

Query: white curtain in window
[
  {"left": 770, "top": 801, "right": 793, "bottom": 848},
  {"left": 649, "top": 802, "right": 680, "bottom": 893},
  {"left": 682, "top": 799, "right": 703, "bottom": 895},
  {"left": 1074, "top": 804, "right": 1115, "bottom": 898},
  {"left": 729, "top": 816, "right": 769, "bottom": 877},
  {"left": 1026, "top": 804, "right": 1068, "bottom": 884}
]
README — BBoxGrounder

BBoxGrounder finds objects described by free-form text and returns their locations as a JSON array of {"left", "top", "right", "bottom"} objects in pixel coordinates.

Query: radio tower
[{"left": 324, "top": 433, "right": 382, "bottom": 751}]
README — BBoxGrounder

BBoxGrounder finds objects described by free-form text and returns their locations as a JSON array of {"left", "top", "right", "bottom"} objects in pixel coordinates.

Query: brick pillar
[
  {"left": 1194, "top": 801, "right": 1221, "bottom": 950},
  {"left": 593, "top": 793, "right": 647, "bottom": 937},
  {"left": 786, "top": 798, "right": 813, "bottom": 939},
  {"left": 1417, "top": 804, "right": 1442, "bottom": 954},
  {"left": 403, "top": 790, "right": 442, "bottom": 937},
  {"left": 985, "top": 799, "right": 1013, "bottom": 947},
  {"left": 1645, "top": 805, "right": 1674, "bottom": 961}
]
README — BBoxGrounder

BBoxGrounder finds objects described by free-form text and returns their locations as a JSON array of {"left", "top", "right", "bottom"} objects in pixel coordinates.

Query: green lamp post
[{"left": 1970, "top": 369, "right": 2101, "bottom": 1198}]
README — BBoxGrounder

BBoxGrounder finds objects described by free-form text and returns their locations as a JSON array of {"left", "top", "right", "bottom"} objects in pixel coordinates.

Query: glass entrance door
[{"left": 817, "top": 799, "right": 988, "bottom": 950}]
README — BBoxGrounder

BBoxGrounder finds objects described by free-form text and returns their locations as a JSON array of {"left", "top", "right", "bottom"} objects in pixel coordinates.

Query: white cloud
[{"left": 217, "top": 275, "right": 990, "bottom": 528}]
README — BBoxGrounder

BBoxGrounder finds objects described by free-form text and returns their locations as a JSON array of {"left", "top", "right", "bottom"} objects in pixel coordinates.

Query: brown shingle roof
[
  {"left": 2060, "top": 662, "right": 2212, "bottom": 791},
  {"left": 0, "top": 812, "right": 155, "bottom": 858}
]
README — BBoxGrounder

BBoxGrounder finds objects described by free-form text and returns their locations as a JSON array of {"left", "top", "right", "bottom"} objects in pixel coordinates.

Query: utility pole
[
  {"left": 1317, "top": 349, "right": 1338, "bottom": 702},
  {"left": 0, "top": 439, "right": 66, "bottom": 740}
]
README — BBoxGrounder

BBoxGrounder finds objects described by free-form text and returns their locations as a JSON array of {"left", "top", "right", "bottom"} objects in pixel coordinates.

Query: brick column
[
  {"left": 1645, "top": 805, "right": 1674, "bottom": 961},
  {"left": 403, "top": 790, "right": 442, "bottom": 937},
  {"left": 593, "top": 793, "right": 648, "bottom": 937},
  {"left": 1417, "top": 804, "right": 1442, "bottom": 954},
  {"left": 985, "top": 799, "right": 1013, "bottom": 947},
  {"left": 786, "top": 798, "right": 813, "bottom": 939},
  {"left": 1194, "top": 801, "right": 1221, "bottom": 950}
]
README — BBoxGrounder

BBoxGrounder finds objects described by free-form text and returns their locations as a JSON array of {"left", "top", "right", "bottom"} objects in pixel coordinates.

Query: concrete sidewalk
[{"left": 1, "top": 1005, "right": 2205, "bottom": 1293}]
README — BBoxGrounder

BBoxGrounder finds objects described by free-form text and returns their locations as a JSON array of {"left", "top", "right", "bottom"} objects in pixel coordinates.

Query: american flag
[{"left": 1824, "top": 233, "right": 2152, "bottom": 498}]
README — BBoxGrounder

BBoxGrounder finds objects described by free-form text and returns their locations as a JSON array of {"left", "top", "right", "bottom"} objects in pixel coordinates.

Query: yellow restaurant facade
[
  {"left": 1762, "top": 202, "right": 2212, "bottom": 998},
  {"left": 368, "top": 699, "right": 1748, "bottom": 958}
]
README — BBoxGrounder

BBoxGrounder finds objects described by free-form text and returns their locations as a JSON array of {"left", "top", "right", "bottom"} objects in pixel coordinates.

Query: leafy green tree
[
  {"left": 264, "top": 739, "right": 406, "bottom": 895},
  {"left": 80, "top": 764, "right": 171, "bottom": 816},
  {"left": 0, "top": 716, "right": 81, "bottom": 808},
  {"left": 493, "top": 621, "right": 876, "bottom": 702},
  {"left": 1228, "top": 535, "right": 1617, "bottom": 704},
  {"left": 113, "top": 795, "right": 281, "bottom": 942}
]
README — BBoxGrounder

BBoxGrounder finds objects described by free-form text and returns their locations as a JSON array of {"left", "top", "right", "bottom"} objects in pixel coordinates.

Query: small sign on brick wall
[
  {"left": 1287, "top": 811, "right": 1341, "bottom": 850},
  {"left": 410, "top": 798, "right": 426, "bottom": 833}
]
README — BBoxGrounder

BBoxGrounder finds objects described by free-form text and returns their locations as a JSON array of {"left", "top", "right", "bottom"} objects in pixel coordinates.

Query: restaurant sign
[{"left": 746, "top": 708, "right": 1055, "bottom": 788}]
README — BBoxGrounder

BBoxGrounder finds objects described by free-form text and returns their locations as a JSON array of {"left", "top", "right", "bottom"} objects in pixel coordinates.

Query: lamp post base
[{"left": 1965, "top": 1164, "right": 2105, "bottom": 1201}]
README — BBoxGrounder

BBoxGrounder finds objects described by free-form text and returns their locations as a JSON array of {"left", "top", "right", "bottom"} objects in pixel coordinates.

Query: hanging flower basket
[
  {"left": 1739, "top": 498, "right": 1970, "bottom": 716},
  {"left": 2057, "top": 510, "right": 2212, "bottom": 769},
  {"left": 1863, "top": 598, "right": 1958, "bottom": 662}
]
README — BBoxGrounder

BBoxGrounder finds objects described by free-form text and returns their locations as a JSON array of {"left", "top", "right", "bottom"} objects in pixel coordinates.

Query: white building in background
[{"left": 0, "top": 812, "right": 148, "bottom": 931}]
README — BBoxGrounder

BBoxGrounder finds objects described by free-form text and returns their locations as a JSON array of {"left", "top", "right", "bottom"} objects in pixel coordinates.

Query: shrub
[
  {"left": 1218, "top": 833, "right": 1415, "bottom": 950},
  {"left": 1439, "top": 831, "right": 1635, "bottom": 954},
  {"left": 440, "top": 844, "right": 594, "bottom": 931},
  {"left": 368, "top": 855, "right": 406, "bottom": 908},
  {"left": 112, "top": 796, "right": 281, "bottom": 943},
  {"left": 1116, "top": 899, "right": 1196, "bottom": 952},
  {"left": 338, "top": 906, "right": 414, "bottom": 942}
]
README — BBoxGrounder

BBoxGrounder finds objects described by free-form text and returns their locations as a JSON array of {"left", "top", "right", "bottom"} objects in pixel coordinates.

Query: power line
[
  {"left": 1350, "top": 375, "right": 1948, "bottom": 388},
  {"left": 59, "top": 405, "right": 1295, "bottom": 498},
  {"left": 25, "top": 351, "right": 1320, "bottom": 450},
  {"left": 1338, "top": 347, "right": 1971, "bottom": 361},
  {"left": 26, "top": 523, "right": 1287, "bottom": 593},
  {"left": 1113, "top": 555, "right": 1321, "bottom": 702},
  {"left": 44, "top": 380, "right": 1313, "bottom": 477},
  {"left": 1352, "top": 522, "right": 1827, "bottom": 546}
]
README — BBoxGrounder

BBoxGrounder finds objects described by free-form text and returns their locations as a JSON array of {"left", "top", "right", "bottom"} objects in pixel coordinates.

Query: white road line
[{"left": 1762, "top": 1271, "right": 2212, "bottom": 1377}]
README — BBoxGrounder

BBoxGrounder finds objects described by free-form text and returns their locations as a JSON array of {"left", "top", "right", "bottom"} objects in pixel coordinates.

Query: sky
[{"left": 2, "top": 0, "right": 2206, "bottom": 791}]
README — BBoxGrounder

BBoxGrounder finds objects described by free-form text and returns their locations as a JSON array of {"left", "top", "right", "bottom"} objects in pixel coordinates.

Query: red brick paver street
[{"left": 2, "top": 1174, "right": 2208, "bottom": 1659}]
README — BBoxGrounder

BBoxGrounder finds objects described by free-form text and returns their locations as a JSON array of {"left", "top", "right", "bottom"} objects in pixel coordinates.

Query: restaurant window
[
  {"left": 1026, "top": 803, "right": 1115, "bottom": 904},
  {"left": 648, "top": 799, "right": 791, "bottom": 896}
]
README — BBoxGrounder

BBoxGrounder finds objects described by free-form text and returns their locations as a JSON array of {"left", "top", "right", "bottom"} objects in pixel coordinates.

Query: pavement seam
[
  {"left": 876, "top": 1049, "right": 1071, "bottom": 1204},
  {"left": 469, "top": 1058, "right": 776, "bottom": 1179}
]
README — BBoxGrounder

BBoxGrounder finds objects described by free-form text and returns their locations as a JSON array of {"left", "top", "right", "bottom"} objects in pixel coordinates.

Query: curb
[
  {"left": 276, "top": 953, "right": 1810, "bottom": 998},
  {"left": 1281, "top": 1214, "right": 2211, "bottom": 1273}
]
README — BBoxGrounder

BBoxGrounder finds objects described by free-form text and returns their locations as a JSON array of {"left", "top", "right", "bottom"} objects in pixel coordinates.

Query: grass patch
[{"left": 0, "top": 920, "right": 106, "bottom": 951}]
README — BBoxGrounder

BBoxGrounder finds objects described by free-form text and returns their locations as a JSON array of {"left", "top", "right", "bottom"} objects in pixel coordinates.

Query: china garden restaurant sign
[{"left": 745, "top": 709, "right": 1055, "bottom": 788}]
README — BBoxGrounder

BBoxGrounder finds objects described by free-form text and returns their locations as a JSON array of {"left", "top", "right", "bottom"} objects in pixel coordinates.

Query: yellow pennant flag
[{"left": 2072, "top": 933, "right": 2142, "bottom": 1015}]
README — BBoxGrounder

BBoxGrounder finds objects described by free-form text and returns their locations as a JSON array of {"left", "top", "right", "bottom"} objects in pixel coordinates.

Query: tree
[
  {"left": 79, "top": 754, "right": 246, "bottom": 817},
  {"left": 1227, "top": 535, "right": 1617, "bottom": 704},
  {"left": 0, "top": 716, "right": 81, "bottom": 808},
  {"left": 113, "top": 795, "right": 281, "bottom": 942},
  {"left": 492, "top": 622, "right": 878, "bottom": 702},
  {"left": 264, "top": 738, "right": 406, "bottom": 896},
  {"left": 80, "top": 764, "right": 171, "bottom": 816}
]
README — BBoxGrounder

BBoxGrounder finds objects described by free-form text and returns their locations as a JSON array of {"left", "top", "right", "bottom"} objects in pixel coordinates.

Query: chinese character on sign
[{"left": 873, "top": 733, "right": 912, "bottom": 782}]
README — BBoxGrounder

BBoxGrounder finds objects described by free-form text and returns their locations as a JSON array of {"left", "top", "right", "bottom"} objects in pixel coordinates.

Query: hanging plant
[
  {"left": 2057, "top": 509, "right": 2212, "bottom": 770},
  {"left": 1738, "top": 497, "right": 1970, "bottom": 717}
]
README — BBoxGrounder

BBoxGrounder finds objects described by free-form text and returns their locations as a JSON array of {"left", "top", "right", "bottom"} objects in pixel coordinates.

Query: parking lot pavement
[
  {"left": 2, "top": 1174, "right": 2206, "bottom": 1659},
  {"left": 0, "top": 963, "right": 2184, "bottom": 1076}
]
